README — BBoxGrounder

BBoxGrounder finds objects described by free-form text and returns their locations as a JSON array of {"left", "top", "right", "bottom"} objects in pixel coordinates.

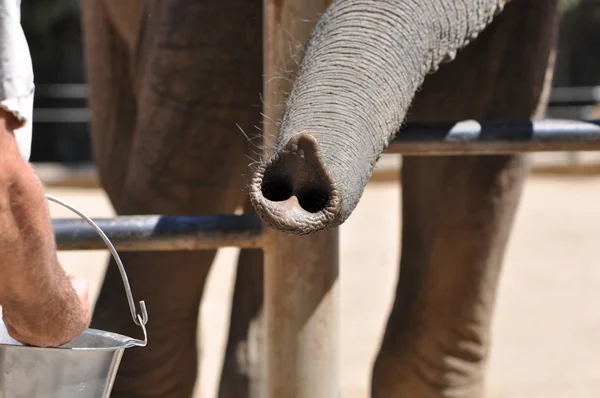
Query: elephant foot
[{"left": 371, "top": 335, "right": 486, "bottom": 398}]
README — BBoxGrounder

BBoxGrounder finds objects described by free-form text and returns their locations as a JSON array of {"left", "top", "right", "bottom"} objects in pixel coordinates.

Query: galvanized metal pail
[{"left": 0, "top": 195, "right": 148, "bottom": 398}]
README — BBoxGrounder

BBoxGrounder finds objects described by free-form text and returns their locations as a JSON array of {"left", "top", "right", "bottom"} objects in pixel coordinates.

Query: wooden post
[
  {"left": 263, "top": 1, "right": 339, "bottom": 397},
  {"left": 263, "top": 231, "right": 339, "bottom": 397}
]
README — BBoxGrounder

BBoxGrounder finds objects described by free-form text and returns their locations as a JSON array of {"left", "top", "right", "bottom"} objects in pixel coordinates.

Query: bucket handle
[{"left": 46, "top": 195, "right": 148, "bottom": 346}]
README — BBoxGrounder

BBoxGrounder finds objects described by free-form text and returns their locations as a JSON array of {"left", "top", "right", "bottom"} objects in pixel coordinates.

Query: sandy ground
[{"left": 46, "top": 175, "right": 600, "bottom": 398}]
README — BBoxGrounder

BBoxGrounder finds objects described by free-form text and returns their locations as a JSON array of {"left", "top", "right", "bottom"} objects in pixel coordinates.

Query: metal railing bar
[
  {"left": 388, "top": 119, "right": 600, "bottom": 155},
  {"left": 549, "top": 86, "right": 600, "bottom": 105},
  {"left": 33, "top": 108, "right": 90, "bottom": 123},
  {"left": 35, "top": 84, "right": 88, "bottom": 99},
  {"left": 53, "top": 214, "right": 264, "bottom": 251}
]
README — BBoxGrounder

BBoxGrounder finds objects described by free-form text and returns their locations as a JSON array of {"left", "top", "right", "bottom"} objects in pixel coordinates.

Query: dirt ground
[{"left": 46, "top": 175, "right": 600, "bottom": 398}]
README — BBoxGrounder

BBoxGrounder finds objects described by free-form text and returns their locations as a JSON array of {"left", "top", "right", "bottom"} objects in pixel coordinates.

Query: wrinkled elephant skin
[
  {"left": 252, "top": 0, "right": 560, "bottom": 396},
  {"left": 81, "top": 0, "right": 264, "bottom": 397},
  {"left": 81, "top": 0, "right": 560, "bottom": 397}
]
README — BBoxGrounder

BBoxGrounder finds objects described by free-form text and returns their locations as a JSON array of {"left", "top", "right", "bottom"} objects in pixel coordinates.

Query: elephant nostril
[
  {"left": 297, "top": 188, "right": 330, "bottom": 213},
  {"left": 261, "top": 177, "right": 293, "bottom": 202},
  {"left": 260, "top": 176, "right": 330, "bottom": 213},
  {"left": 251, "top": 133, "right": 340, "bottom": 234}
]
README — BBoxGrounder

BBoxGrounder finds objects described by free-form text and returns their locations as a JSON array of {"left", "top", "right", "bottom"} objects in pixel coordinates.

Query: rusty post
[{"left": 263, "top": 1, "right": 340, "bottom": 397}]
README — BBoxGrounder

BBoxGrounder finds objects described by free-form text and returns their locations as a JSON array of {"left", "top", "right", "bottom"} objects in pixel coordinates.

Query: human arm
[
  {"left": 0, "top": 0, "right": 90, "bottom": 347},
  {"left": 0, "top": 108, "right": 91, "bottom": 347}
]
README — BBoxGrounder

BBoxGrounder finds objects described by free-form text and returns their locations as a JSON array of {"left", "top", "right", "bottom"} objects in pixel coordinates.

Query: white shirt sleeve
[{"left": 0, "top": 0, "right": 34, "bottom": 161}]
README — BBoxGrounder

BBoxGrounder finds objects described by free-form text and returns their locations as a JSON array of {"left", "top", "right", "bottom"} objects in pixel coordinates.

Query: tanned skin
[{"left": 0, "top": 108, "right": 90, "bottom": 347}]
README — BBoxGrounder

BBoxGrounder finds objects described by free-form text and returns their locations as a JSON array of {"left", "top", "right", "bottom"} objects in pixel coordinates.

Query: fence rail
[
  {"left": 53, "top": 214, "right": 263, "bottom": 251},
  {"left": 389, "top": 119, "right": 600, "bottom": 155}
]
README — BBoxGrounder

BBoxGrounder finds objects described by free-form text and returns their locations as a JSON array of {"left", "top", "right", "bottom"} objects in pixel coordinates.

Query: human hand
[{"left": 2, "top": 272, "right": 92, "bottom": 348}]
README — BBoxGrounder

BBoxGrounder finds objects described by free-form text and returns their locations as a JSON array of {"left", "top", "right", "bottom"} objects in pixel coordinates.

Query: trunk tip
[{"left": 249, "top": 133, "right": 341, "bottom": 235}]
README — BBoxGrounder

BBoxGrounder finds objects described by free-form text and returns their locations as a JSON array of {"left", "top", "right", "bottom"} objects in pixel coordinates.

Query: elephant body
[{"left": 80, "top": 0, "right": 560, "bottom": 397}]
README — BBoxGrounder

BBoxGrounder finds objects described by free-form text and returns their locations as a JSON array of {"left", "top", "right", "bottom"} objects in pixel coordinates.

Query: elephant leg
[
  {"left": 81, "top": 1, "right": 263, "bottom": 397},
  {"left": 373, "top": 155, "right": 529, "bottom": 397},
  {"left": 372, "top": 1, "right": 560, "bottom": 397},
  {"left": 80, "top": 0, "right": 139, "bottom": 203},
  {"left": 218, "top": 198, "right": 264, "bottom": 398}
]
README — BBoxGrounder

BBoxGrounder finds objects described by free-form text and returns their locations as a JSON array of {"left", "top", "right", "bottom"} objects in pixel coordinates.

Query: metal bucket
[{"left": 0, "top": 195, "right": 148, "bottom": 398}]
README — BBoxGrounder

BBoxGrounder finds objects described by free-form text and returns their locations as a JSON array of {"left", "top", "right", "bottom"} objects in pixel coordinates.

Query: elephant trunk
[{"left": 251, "top": 0, "right": 510, "bottom": 235}]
